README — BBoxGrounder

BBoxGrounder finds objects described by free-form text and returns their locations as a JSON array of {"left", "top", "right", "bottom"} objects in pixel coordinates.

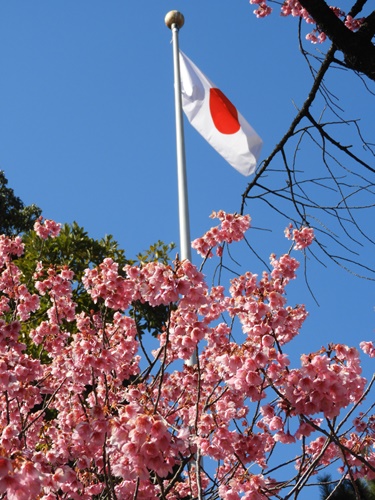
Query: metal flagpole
[
  {"left": 165, "top": 11, "right": 197, "bottom": 367},
  {"left": 165, "top": 11, "right": 192, "bottom": 264}
]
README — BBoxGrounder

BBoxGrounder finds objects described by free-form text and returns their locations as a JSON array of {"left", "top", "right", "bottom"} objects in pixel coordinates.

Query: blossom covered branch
[
  {"left": 249, "top": 0, "right": 375, "bottom": 79},
  {"left": 0, "top": 215, "right": 373, "bottom": 499}
]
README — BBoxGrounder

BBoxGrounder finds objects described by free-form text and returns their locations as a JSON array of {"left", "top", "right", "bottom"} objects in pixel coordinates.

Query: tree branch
[{"left": 298, "top": 0, "right": 375, "bottom": 80}]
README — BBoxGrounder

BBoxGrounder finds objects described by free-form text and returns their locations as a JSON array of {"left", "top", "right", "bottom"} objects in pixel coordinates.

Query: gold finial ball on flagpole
[{"left": 165, "top": 11, "right": 184, "bottom": 30}]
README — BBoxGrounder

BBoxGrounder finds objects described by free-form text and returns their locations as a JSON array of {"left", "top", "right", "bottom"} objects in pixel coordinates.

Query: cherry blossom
[
  {"left": 360, "top": 340, "right": 375, "bottom": 358},
  {"left": 192, "top": 210, "right": 250, "bottom": 258},
  {"left": 34, "top": 217, "right": 61, "bottom": 240},
  {"left": 0, "top": 213, "right": 373, "bottom": 498},
  {"left": 285, "top": 224, "right": 315, "bottom": 250}
]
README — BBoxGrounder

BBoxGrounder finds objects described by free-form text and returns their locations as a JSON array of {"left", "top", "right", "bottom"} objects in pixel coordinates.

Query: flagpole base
[{"left": 165, "top": 11, "right": 184, "bottom": 30}]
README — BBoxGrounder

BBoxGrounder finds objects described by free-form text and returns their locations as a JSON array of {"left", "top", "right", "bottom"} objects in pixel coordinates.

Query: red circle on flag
[{"left": 209, "top": 88, "right": 241, "bottom": 135}]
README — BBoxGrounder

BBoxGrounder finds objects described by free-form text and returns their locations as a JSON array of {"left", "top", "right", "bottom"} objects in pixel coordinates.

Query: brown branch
[
  {"left": 357, "top": 10, "right": 375, "bottom": 39},
  {"left": 241, "top": 44, "right": 336, "bottom": 214},
  {"left": 306, "top": 111, "right": 375, "bottom": 174},
  {"left": 348, "top": 0, "right": 369, "bottom": 18}
]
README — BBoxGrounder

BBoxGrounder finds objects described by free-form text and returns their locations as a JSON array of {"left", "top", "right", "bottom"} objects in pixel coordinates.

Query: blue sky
[{"left": 0, "top": 1, "right": 374, "bottom": 493}]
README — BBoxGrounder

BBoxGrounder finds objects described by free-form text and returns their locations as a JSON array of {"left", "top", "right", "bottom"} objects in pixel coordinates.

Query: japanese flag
[{"left": 179, "top": 51, "right": 263, "bottom": 176}]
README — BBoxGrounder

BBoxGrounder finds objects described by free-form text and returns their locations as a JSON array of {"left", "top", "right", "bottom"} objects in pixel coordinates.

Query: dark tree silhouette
[
  {"left": 319, "top": 473, "right": 375, "bottom": 499},
  {"left": 0, "top": 170, "right": 41, "bottom": 236}
]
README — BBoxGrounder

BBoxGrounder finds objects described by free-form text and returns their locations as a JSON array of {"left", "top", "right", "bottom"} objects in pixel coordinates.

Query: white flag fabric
[{"left": 179, "top": 51, "right": 263, "bottom": 176}]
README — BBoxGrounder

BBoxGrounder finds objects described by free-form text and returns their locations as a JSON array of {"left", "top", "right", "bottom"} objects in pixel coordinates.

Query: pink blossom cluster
[
  {"left": 192, "top": 210, "right": 251, "bottom": 258},
  {"left": 360, "top": 340, "right": 375, "bottom": 358},
  {"left": 305, "top": 31, "right": 327, "bottom": 44},
  {"left": 0, "top": 235, "right": 39, "bottom": 321},
  {"left": 249, "top": 0, "right": 272, "bottom": 18},
  {"left": 285, "top": 223, "right": 315, "bottom": 250},
  {"left": 338, "top": 433, "right": 375, "bottom": 480},
  {"left": 0, "top": 213, "right": 373, "bottom": 498},
  {"left": 0, "top": 235, "right": 24, "bottom": 266},
  {"left": 281, "top": 345, "right": 366, "bottom": 419},
  {"left": 34, "top": 266, "right": 76, "bottom": 324},
  {"left": 83, "top": 257, "right": 134, "bottom": 310},
  {"left": 34, "top": 218, "right": 61, "bottom": 240},
  {"left": 345, "top": 15, "right": 365, "bottom": 31}
]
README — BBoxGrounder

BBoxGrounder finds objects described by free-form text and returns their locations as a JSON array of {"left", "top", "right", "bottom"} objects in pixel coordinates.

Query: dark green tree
[
  {"left": 319, "top": 474, "right": 375, "bottom": 500},
  {"left": 0, "top": 170, "right": 41, "bottom": 235}
]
